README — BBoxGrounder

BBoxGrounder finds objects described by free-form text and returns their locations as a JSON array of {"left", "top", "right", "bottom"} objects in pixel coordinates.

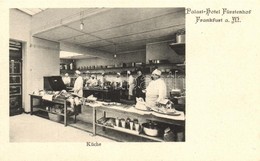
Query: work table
[{"left": 85, "top": 100, "right": 185, "bottom": 142}]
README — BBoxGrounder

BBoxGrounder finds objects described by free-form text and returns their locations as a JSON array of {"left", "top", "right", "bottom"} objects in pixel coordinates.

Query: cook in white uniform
[
  {"left": 86, "top": 74, "right": 98, "bottom": 87},
  {"left": 62, "top": 73, "right": 71, "bottom": 86},
  {"left": 72, "top": 70, "right": 83, "bottom": 97},
  {"left": 127, "top": 71, "right": 135, "bottom": 100},
  {"left": 113, "top": 73, "right": 122, "bottom": 88},
  {"left": 145, "top": 69, "right": 167, "bottom": 108},
  {"left": 99, "top": 73, "right": 106, "bottom": 87}
]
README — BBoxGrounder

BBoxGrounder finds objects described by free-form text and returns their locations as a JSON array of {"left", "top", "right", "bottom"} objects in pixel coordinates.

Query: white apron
[
  {"left": 73, "top": 76, "right": 83, "bottom": 97},
  {"left": 128, "top": 75, "right": 135, "bottom": 96},
  {"left": 145, "top": 78, "right": 167, "bottom": 108}
]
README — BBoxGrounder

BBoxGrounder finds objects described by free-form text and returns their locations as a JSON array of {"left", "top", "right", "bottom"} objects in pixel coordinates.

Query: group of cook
[{"left": 62, "top": 68, "right": 167, "bottom": 108}]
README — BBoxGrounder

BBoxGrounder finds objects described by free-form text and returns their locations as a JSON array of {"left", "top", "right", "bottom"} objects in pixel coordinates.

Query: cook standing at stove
[
  {"left": 99, "top": 73, "right": 106, "bottom": 87},
  {"left": 127, "top": 71, "right": 135, "bottom": 100},
  {"left": 86, "top": 74, "right": 98, "bottom": 87},
  {"left": 113, "top": 73, "right": 122, "bottom": 88},
  {"left": 83, "top": 71, "right": 90, "bottom": 87},
  {"left": 72, "top": 70, "right": 83, "bottom": 97},
  {"left": 144, "top": 69, "right": 167, "bottom": 108},
  {"left": 62, "top": 73, "right": 71, "bottom": 87}
]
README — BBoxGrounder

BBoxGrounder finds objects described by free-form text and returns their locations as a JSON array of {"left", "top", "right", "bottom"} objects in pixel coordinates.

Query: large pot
[
  {"left": 175, "top": 96, "right": 185, "bottom": 105},
  {"left": 142, "top": 122, "right": 159, "bottom": 137}
]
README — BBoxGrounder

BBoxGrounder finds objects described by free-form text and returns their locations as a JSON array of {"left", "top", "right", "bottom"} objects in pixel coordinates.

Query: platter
[{"left": 150, "top": 107, "right": 181, "bottom": 116}]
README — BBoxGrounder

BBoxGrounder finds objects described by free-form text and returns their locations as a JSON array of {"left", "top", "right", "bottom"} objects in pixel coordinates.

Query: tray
[{"left": 150, "top": 108, "right": 181, "bottom": 116}]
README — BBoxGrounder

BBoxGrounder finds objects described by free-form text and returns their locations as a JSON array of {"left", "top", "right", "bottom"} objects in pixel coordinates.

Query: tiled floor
[{"left": 9, "top": 113, "right": 115, "bottom": 142}]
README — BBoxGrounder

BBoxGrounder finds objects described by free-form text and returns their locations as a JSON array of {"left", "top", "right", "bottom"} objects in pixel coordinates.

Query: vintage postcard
[{"left": 0, "top": 0, "right": 259, "bottom": 161}]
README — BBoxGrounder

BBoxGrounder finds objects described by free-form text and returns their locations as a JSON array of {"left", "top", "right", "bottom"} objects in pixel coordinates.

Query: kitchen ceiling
[
  {"left": 18, "top": 8, "right": 47, "bottom": 16},
  {"left": 32, "top": 8, "right": 185, "bottom": 59}
]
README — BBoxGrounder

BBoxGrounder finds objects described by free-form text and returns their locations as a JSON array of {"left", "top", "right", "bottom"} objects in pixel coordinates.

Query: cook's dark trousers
[{"left": 135, "top": 88, "right": 145, "bottom": 103}]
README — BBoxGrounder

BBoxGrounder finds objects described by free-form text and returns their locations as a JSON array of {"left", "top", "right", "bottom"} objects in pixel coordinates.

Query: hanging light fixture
[
  {"left": 80, "top": 11, "right": 84, "bottom": 30},
  {"left": 113, "top": 44, "right": 117, "bottom": 58},
  {"left": 80, "top": 22, "right": 84, "bottom": 30}
]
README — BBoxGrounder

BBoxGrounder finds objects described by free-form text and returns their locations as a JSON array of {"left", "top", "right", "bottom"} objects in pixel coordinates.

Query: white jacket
[
  {"left": 128, "top": 75, "right": 135, "bottom": 95},
  {"left": 114, "top": 77, "right": 122, "bottom": 87},
  {"left": 62, "top": 76, "right": 71, "bottom": 85},
  {"left": 145, "top": 78, "right": 167, "bottom": 108},
  {"left": 86, "top": 78, "right": 98, "bottom": 87},
  {"left": 73, "top": 76, "right": 83, "bottom": 97}
]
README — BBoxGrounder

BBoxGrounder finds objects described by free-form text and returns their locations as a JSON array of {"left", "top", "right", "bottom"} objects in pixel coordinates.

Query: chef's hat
[
  {"left": 75, "top": 70, "right": 81, "bottom": 74},
  {"left": 65, "top": 73, "right": 69, "bottom": 76},
  {"left": 91, "top": 74, "right": 95, "bottom": 78},
  {"left": 152, "top": 69, "right": 162, "bottom": 76},
  {"left": 117, "top": 72, "right": 121, "bottom": 75}
]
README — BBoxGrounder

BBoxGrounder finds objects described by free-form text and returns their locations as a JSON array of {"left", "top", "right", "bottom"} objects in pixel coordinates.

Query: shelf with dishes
[
  {"left": 96, "top": 123, "right": 164, "bottom": 142},
  {"left": 95, "top": 118, "right": 165, "bottom": 142},
  {"left": 61, "top": 62, "right": 185, "bottom": 75},
  {"left": 91, "top": 103, "right": 185, "bottom": 142}
]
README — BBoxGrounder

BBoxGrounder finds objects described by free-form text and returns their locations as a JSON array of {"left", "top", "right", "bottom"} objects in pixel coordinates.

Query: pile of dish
[{"left": 102, "top": 102, "right": 121, "bottom": 106}]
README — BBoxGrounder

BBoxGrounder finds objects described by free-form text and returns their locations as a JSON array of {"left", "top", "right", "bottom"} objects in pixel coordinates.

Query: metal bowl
[{"left": 142, "top": 122, "right": 159, "bottom": 137}]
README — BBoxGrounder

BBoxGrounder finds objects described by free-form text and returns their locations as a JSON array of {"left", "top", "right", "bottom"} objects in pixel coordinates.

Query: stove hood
[
  {"left": 44, "top": 76, "right": 66, "bottom": 91},
  {"left": 169, "top": 42, "right": 185, "bottom": 55}
]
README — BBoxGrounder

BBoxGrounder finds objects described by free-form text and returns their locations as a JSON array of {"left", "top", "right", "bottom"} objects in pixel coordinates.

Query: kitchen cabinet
[
  {"left": 29, "top": 94, "right": 78, "bottom": 126},
  {"left": 86, "top": 101, "right": 185, "bottom": 142},
  {"left": 9, "top": 50, "right": 23, "bottom": 116}
]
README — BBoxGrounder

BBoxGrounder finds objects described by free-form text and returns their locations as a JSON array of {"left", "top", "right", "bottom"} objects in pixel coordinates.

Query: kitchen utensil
[
  {"left": 130, "top": 121, "right": 133, "bottom": 130},
  {"left": 115, "top": 118, "right": 119, "bottom": 126},
  {"left": 171, "top": 88, "right": 181, "bottom": 95},
  {"left": 121, "top": 119, "right": 126, "bottom": 128},
  {"left": 134, "top": 123, "right": 140, "bottom": 131}
]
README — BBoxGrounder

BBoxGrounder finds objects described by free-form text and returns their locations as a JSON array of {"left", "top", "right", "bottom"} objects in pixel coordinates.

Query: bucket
[{"left": 48, "top": 113, "right": 63, "bottom": 122}]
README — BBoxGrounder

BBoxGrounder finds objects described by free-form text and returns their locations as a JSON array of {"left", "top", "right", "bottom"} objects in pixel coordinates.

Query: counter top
[{"left": 85, "top": 101, "right": 185, "bottom": 121}]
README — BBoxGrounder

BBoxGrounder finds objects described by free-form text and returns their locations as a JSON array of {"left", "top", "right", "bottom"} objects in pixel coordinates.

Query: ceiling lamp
[
  {"left": 114, "top": 44, "right": 117, "bottom": 58},
  {"left": 80, "top": 22, "right": 84, "bottom": 30}
]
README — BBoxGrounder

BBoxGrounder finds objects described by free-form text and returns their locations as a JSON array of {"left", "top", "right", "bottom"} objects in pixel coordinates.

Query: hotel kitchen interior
[{"left": 9, "top": 8, "right": 185, "bottom": 142}]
